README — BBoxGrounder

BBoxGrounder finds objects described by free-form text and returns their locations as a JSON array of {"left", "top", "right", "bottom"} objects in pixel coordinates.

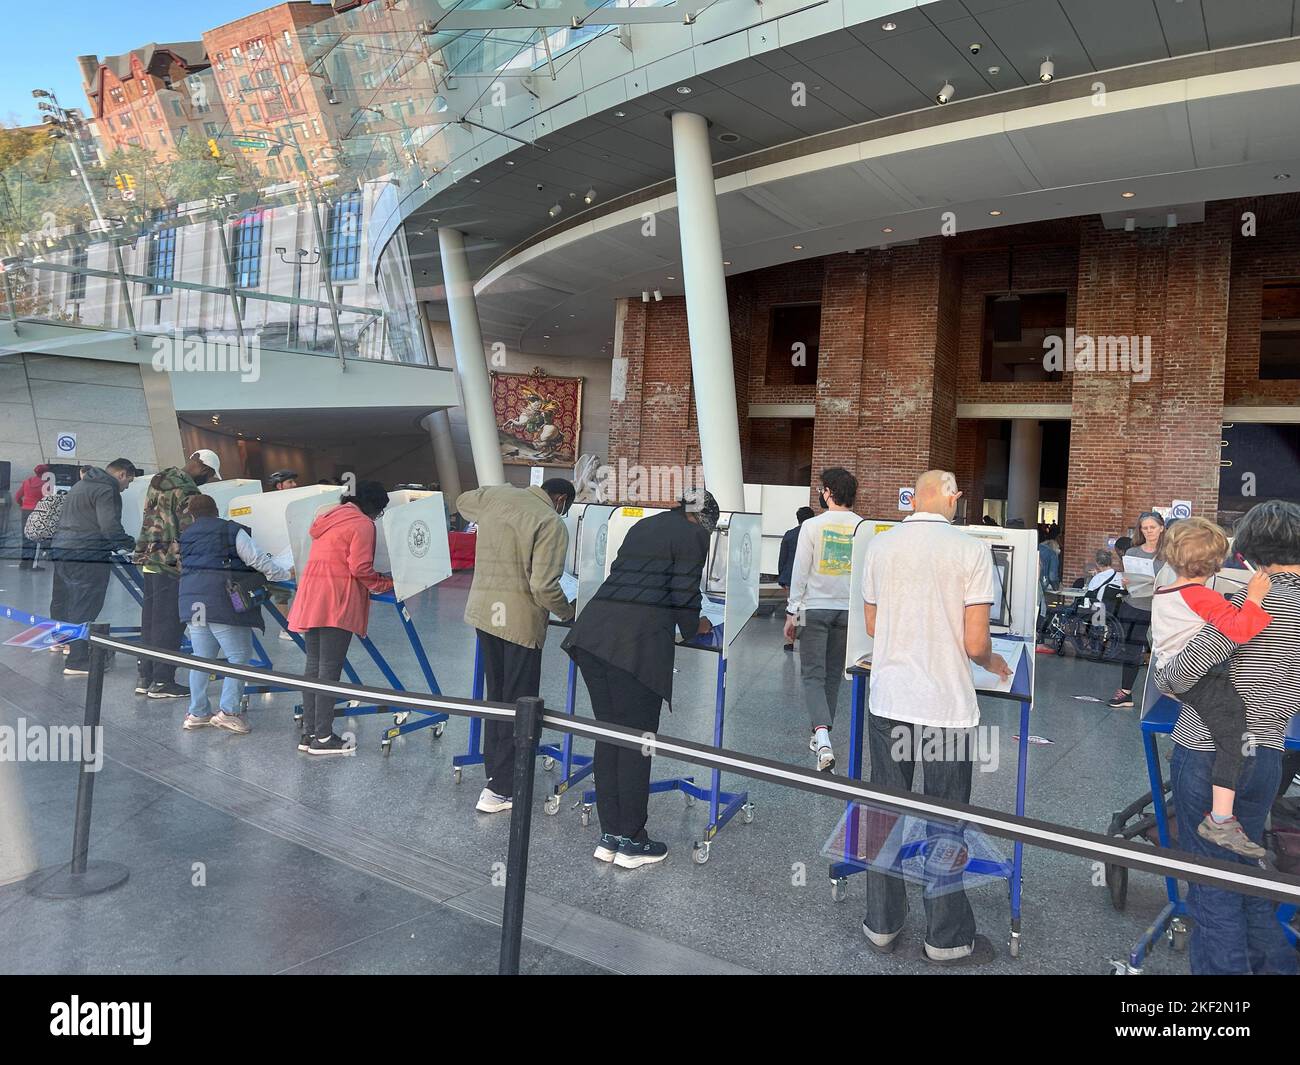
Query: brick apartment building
[
  {"left": 78, "top": 43, "right": 221, "bottom": 161},
  {"left": 609, "top": 195, "right": 1300, "bottom": 578}
]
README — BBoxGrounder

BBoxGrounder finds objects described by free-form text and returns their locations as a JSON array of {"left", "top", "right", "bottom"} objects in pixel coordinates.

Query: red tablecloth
[{"left": 448, "top": 530, "right": 477, "bottom": 570}]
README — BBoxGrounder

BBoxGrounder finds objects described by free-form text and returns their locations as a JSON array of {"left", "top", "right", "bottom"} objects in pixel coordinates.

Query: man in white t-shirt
[
  {"left": 784, "top": 468, "right": 864, "bottom": 772},
  {"left": 860, "top": 469, "right": 1011, "bottom": 966}
]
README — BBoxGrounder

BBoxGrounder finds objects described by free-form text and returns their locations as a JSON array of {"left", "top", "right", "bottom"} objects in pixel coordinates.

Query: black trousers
[
  {"left": 301, "top": 626, "right": 355, "bottom": 739},
  {"left": 137, "top": 570, "right": 184, "bottom": 685},
  {"left": 477, "top": 629, "right": 542, "bottom": 798},
  {"left": 571, "top": 647, "right": 663, "bottom": 840},
  {"left": 59, "top": 558, "right": 111, "bottom": 670},
  {"left": 1186, "top": 666, "right": 1250, "bottom": 792},
  {"left": 1116, "top": 602, "right": 1151, "bottom": 692}
]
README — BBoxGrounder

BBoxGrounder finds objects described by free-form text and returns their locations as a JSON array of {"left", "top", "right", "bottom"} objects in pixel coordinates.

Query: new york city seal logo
[{"left": 407, "top": 520, "right": 431, "bottom": 559}]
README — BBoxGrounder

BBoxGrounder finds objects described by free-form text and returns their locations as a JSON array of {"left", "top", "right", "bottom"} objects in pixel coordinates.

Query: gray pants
[{"left": 799, "top": 609, "right": 849, "bottom": 731}]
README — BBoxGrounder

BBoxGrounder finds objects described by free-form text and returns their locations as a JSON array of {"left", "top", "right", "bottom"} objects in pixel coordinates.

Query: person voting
[{"left": 562, "top": 490, "right": 718, "bottom": 870}]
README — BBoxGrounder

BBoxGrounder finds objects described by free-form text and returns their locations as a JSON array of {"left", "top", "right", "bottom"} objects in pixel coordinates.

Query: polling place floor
[{"left": 0, "top": 561, "right": 1215, "bottom": 974}]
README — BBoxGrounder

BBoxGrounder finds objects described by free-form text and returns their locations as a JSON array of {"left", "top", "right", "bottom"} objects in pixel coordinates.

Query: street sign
[{"left": 230, "top": 138, "right": 269, "bottom": 150}]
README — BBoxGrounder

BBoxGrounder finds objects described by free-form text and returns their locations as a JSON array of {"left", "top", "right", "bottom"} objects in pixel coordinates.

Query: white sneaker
[
  {"left": 278, "top": 629, "right": 296, "bottom": 642},
  {"left": 475, "top": 788, "right": 513, "bottom": 814},
  {"left": 182, "top": 713, "right": 212, "bottom": 730},
  {"left": 210, "top": 711, "right": 251, "bottom": 735},
  {"left": 810, "top": 728, "right": 835, "bottom": 772}
]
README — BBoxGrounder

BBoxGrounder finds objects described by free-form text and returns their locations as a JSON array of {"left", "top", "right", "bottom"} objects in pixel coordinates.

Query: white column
[
  {"left": 422, "top": 410, "right": 463, "bottom": 504},
  {"left": 670, "top": 110, "right": 745, "bottom": 513},
  {"left": 1006, "top": 418, "right": 1043, "bottom": 527},
  {"left": 438, "top": 227, "right": 505, "bottom": 487}
]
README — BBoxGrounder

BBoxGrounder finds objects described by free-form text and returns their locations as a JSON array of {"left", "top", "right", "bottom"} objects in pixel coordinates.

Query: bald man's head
[{"left": 913, "top": 469, "right": 961, "bottom": 520}]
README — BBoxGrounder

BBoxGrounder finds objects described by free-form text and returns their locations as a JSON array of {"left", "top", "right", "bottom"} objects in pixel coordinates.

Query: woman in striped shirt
[{"left": 1155, "top": 499, "right": 1300, "bottom": 975}]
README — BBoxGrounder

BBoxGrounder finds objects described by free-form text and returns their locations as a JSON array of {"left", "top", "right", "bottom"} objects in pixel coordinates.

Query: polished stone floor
[{"left": 0, "top": 556, "right": 1235, "bottom": 974}]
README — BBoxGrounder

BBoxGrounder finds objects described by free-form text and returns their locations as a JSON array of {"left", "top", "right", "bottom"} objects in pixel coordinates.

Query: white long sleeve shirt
[
  {"left": 786, "top": 509, "right": 864, "bottom": 615},
  {"left": 234, "top": 529, "right": 293, "bottom": 582}
]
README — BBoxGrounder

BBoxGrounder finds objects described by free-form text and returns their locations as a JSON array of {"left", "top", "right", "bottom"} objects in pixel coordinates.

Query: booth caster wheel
[
  {"left": 580, "top": 805, "right": 592, "bottom": 827},
  {"left": 684, "top": 793, "right": 695, "bottom": 807},
  {"left": 453, "top": 767, "right": 463, "bottom": 785},
  {"left": 692, "top": 841, "right": 711, "bottom": 864},
  {"left": 742, "top": 802, "right": 755, "bottom": 825},
  {"left": 381, "top": 739, "right": 392, "bottom": 757},
  {"left": 432, "top": 721, "right": 445, "bottom": 739},
  {"left": 1009, "top": 932, "right": 1021, "bottom": 959},
  {"left": 394, "top": 711, "right": 410, "bottom": 727},
  {"left": 240, "top": 696, "right": 250, "bottom": 713},
  {"left": 1169, "top": 918, "right": 1189, "bottom": 953},
  {"left": 543, "top": 795, "right": 561, "bottom": 816},
  {"left": 1107, "top": 862, "right": 1128, "bottom": 911},
  {"left": 830, "top": 877, "right": 849, "bottom": 903},
  {"left": 541, "top": 756, "right": 556, "bottom": 772}
]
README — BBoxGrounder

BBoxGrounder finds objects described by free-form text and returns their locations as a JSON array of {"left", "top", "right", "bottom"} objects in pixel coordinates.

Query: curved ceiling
[{"left": 451, "top": 43, "right": 1300, "bottom": 357}]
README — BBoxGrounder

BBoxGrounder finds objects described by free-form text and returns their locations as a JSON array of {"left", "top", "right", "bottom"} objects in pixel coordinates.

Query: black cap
[{"left": 270, "top": 469, "right": 299, "bottom": 485}]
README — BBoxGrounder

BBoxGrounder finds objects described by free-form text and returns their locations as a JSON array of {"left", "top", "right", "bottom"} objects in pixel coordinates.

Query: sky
[{"left": 0, "top": 0, "right": 286, "bottom": 124}]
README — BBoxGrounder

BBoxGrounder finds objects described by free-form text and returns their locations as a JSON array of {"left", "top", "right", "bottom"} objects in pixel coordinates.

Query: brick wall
[{"left": 608, "top": 196, "right": 1298, "bottom": 554}]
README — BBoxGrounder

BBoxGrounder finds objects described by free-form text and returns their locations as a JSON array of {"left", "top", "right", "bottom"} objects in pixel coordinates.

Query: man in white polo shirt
[{"left": 860, "top": 469, "right": 1011, "bottom": 966}]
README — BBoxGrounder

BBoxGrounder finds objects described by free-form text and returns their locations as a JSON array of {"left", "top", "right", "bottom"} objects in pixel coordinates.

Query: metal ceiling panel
[
  {"left": 1152, "top": 0, "right": 1211, "bottom": 55},
  {"left": 966, "top": 0, "right": 1091, "bottom": 83},
  {"left": 1058, "top": 0, "right": 1172, "bottom": 68},
  {"left": 1006, "top": 104, "right": 1195, "bottom": 185},
  {"left": 1201, "top": 0, "right": 1295, "bottom": 49}
]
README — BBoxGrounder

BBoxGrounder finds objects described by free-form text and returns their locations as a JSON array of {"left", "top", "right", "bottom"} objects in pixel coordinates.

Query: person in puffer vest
[{"left": 177, "top": 494, "right": 290, "bottom": 735}]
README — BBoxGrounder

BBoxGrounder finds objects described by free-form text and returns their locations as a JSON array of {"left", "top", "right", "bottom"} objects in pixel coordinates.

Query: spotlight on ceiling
[
  {"left": 583, "top": 188, "right": 595, "bottom": 205},
  {"left": 1039, "top": 58, "right": 1055, "bottom": 83},
  {"left": 935, "top": 81, "right": 955, "bottom": 105},
  {"left": 548, "top": 203, "right": 562, "bottom": 218}
]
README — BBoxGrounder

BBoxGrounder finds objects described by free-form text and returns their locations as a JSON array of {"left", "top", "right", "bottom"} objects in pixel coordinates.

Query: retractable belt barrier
[{"left": 10, "top": 617, "right": 1300, "bottom": 974}]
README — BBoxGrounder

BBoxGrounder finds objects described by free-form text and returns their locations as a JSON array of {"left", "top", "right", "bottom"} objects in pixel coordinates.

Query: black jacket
[
  {"left": 777, "top": 524, "right": 801, "bottom": 587},
  {"left": 562, "top": 508, "right": 710, "bottom": 705},
  {"left": 50, "top": 467, "right": 132, "bottom": 562}
]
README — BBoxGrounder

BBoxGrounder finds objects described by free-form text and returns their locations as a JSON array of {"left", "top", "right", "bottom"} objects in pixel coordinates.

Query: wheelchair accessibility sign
[{"left": 898, "top": 487, "right": 914, "bottom": 512}]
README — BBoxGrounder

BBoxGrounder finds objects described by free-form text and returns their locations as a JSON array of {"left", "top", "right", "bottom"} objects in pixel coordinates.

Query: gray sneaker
[
  {"left": 1196, "top": 816, "right": 1266, "bottom": 859},
  {"left": 210, "top": 711, "right": 251, "bottom": 735}
]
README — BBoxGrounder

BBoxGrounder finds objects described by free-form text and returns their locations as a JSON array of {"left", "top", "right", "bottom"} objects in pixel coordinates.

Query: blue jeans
[
  {"left": 187, "top": 623, "right": 254, "bottom": 717},
  {"left": 1170, "top": 743, "right": 1297, "bottom": 975}
]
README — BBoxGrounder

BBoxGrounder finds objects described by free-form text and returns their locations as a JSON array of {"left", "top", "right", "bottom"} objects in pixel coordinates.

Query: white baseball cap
[{"left": 189, "top": 449, "right": 222, "bottom": 479}]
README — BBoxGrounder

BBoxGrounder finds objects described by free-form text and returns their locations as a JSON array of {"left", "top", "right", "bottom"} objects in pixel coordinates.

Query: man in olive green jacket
[{"left": 458, "top": 479, "right": 575, "bottom": 813}]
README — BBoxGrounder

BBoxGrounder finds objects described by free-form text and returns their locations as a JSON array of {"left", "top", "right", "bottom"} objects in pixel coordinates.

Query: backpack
[{"left": 23, "top": 493, "right": 65, "bottom": 542}]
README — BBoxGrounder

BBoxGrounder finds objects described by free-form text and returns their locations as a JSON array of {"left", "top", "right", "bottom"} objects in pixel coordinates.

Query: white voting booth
[
  {"left": 602, "top": 506, "right": 762, "bottom": 651},
  {"left": 566, "top": 503, "right": 616, "bottom": 613},
  {"left": 121, "top": 477, "right": 262, "bottom": 541},
  {"left": 844, "top": 519, "right": 1039, "bottom": 690}
]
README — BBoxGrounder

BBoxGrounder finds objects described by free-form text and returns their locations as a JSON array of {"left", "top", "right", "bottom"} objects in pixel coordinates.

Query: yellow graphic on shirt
[{"left": 817, "top": 524, "right": 855, "bottom": 576}]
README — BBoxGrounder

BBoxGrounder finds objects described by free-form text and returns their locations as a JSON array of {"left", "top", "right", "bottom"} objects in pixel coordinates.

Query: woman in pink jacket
[{"left": 289, "top": 481, "right": 393, "bottom": 755}]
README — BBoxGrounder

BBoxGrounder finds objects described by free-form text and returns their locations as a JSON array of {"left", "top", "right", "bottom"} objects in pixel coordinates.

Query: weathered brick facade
[{"left": 608, "top": 195, "right": 1300, "bottom": 576}]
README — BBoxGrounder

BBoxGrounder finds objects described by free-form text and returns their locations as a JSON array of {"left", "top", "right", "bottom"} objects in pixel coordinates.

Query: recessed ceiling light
[
  {"left": 723, "top": 260, "right": 731, "bottom": 266},
  {"left": 613, "top": 110, "right": 626, "bottom": 117},
  {"left": 667, "top": 275, "right": 676, "bottom": 280},
  {"left": 1275, "top": 172, "right": 1292, "bottom": 181},
  {"left": 882, "top": 227, "right": 894, "bottom": 233},
  {"left": 987, "top": 65, "right": 1001, "bottom": 75},
  {"left": 1121, "top": 191, "right": 1136, "bottom": 198},
  {"left": 543, "top": 334, "right": 551, "bottom": 339},
  {"left": 793, "top": 243, "right": 803, "bottom": 250},
  {"left": 505, "top": 160, "right": 515, "bottom": 166},
  {"left": 988, "top": 209, "right": 1003, "bottom": 217},
  {"left": 675, "top": 85, "right": 692, "bottom": 95},
  {"left": 882, "top": 21, "right": 896, "bottom": 31}
]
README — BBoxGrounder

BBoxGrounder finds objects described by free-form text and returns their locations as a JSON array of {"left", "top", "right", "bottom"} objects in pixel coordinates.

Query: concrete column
[
  {"left": 670, "top": 110, "right": 745, "bottom": 512},
  {"left": 437, "top": 227, "right": 504, "bottom": 487},
  {"left": 1006, "top": 418, "right": 1043, "bottom": 528},
  {"left": 422, "top": 411, "right": 463, "bottom": 505}
]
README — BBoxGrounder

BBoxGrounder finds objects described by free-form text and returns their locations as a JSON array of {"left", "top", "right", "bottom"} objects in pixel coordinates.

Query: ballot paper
[
  {"left": 559, "top": 571, "right": 579, "bottom": 604},
  {"left": 1122, "top": 555, "right": 1155, "bottom": 578},
  {"left": 971, "top": 637, "right": 1025, "bottom": 694}
]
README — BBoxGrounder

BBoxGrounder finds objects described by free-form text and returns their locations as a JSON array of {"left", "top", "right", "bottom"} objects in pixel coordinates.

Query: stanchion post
[
  {"left": 27, "top": 623, "right": 129, "bottom": 898},
  {"left": 499, "top": 697, "right": 543, "bottom": 975}
]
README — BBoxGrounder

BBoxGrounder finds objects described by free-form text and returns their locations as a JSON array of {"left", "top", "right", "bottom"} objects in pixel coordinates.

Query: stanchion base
[{"left": 25, "top": 861, "right": 130, "bottom": 899}]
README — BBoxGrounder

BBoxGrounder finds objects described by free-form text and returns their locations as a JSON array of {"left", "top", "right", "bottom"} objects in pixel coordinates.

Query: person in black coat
[{"left": 562, "top": 490, "right": 719, "bottom": 869}]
